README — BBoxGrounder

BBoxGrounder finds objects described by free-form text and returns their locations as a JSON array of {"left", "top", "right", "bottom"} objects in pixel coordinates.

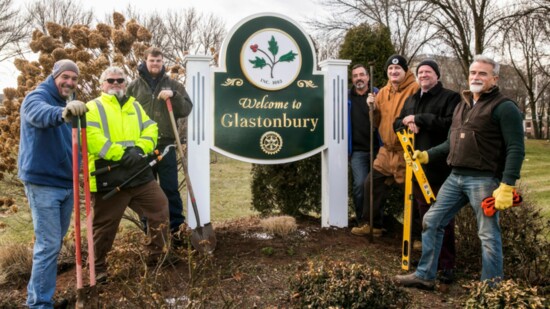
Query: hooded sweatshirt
[{"left": 18, "top": 75, "right": 74, "bottom": 188}]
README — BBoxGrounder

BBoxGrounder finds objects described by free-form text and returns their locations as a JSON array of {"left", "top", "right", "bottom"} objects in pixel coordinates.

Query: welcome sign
[{"left": 213, "top": 14, "right": 325, "bottom": 163}]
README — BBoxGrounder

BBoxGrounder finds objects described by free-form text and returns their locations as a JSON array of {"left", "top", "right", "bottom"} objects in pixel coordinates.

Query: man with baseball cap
[
  {"left": 18, "top": 59, "right": 87, "bottom": 308},
  {"left": 394, "top": 59, "right": 461, "bottom": 283},
  {"left": 352, "top": 54, "right": 419, "bottom": 237}
]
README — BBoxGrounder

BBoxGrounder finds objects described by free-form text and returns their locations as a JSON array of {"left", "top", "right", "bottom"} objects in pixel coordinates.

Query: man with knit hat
[
  {"left": 352, "top": 54, "right": 418, "bottom": 237},
  {"left": 18, "top": 59, "right": 87, "bottom": 308},
  {"left": 394, "top": 59, "right": 460, "bottom": 283}
]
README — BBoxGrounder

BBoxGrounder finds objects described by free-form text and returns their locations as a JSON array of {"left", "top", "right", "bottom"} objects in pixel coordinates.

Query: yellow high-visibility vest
[{"left": 86, "top": 93, "right": 158, "bottom": 192}]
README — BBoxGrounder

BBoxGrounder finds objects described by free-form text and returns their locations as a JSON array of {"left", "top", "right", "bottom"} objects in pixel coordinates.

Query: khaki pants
[{"left": 92, "top": 180, "right": 169, "bottom": 272}]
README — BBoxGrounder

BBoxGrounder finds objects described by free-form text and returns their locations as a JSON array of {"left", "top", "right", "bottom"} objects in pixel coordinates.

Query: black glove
[{"left": 121, "top": 147, "right": 144, "bottom": 167}]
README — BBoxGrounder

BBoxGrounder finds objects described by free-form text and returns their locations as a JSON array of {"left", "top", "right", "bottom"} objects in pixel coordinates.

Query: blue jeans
[
  {"left": 350, "top": 151, "right": 371, "bottom": 221},
  {"left": 24, "top": 182, "right": 73, "bottom": 309},
  {"left": 415, "top": 173, "right": 502, "bottom": 281},
  {"left": 154, "top": 145, "right": 184, "bottom": 232}
]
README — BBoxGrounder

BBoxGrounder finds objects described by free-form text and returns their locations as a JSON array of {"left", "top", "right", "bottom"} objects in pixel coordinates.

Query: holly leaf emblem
[
  {"left": 249, "top": 56, "right": 267, "bottom": 68},
  {"left": 279, "top": 50, "right": 297, "bottom": 62},
  {"left": 268, "top": 36, "right": 278, "bottom": 56}
]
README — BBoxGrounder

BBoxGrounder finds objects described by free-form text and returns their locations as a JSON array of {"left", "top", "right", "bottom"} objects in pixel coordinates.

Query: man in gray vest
[{"left": 395, "top": 55, "right": 525, "bottom": 289}]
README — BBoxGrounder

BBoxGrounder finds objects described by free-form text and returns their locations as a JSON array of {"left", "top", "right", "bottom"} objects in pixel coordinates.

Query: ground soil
[{"left": 0, "top": 210, "right": 472, "bottom": 308}]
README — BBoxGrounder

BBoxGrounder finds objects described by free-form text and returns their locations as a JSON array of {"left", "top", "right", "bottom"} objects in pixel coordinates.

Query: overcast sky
[{"left": 0, "top": 0, "right": 325, "bottom": 89}]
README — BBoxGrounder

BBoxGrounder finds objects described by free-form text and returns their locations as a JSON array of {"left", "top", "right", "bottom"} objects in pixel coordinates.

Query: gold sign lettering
[{"left": 221, "top": 113, "right": 318, "bottom": 132}]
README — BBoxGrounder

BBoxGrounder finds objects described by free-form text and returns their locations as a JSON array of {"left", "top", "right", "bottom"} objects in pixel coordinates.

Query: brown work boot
[
  {"left": 351, "top": 224, "right": 383, "bottom": 236},
  {"left": 395, "top": 273, "right": 435, "bottom": 290}
]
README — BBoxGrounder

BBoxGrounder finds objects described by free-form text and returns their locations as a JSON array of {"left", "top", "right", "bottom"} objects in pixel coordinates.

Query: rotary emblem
[{"left": 260, "top": 131, "right": 283, "bottom": 155}]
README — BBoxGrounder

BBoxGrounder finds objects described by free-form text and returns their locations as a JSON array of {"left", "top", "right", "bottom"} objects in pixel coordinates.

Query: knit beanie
[
  {"left": 385, "top": 54, "right": 408, "bottom": 72},
  {"left": 416, "top": 59, "right": 441, "bottom": 79},
  {"left": 52, "top": 59, "right": 79, "bottom": 79}
]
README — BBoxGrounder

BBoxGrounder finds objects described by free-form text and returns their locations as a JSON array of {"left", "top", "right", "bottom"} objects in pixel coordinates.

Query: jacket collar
[
  {"left": 416, "top": 81, "right": 443, "bottom": 98},
  {"left": 461, "top": 86, "right": 500, "bottom": 107}
]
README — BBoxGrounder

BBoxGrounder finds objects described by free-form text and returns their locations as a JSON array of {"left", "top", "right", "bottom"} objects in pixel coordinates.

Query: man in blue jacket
[{"left": 18, "top": 59, "right": 87, "bottom": 308}]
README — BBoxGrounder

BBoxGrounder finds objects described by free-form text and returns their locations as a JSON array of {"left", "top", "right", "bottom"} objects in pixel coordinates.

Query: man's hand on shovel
[{"left": 158, "top": 89, "right": 174, "bottom": 101}]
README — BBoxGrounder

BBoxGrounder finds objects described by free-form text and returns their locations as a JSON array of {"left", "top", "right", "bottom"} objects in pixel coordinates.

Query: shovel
[
  {"left": 72, "top": 115, "right": 97, "bottom": 308},
  {"left": 165, "top": 97, "right": 216, "bottom": 254}
]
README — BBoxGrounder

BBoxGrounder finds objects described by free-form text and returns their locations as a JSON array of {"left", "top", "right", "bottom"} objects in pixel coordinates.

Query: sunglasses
[{"left": 106, "top": 78, "right": 125, "bottom": 84}]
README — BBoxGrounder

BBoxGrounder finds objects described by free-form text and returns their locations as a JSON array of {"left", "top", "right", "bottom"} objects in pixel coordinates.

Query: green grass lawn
[
  {"left": 208, "top": 152, "right": 257, "bottom": 221},
  {"left": 519, "top": 139, "right": 550, "bottom": 217}
]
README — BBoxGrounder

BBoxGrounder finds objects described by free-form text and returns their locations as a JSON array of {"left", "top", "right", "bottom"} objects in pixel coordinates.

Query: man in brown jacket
[{"left": 352, "top": 54, "right": 419, "bottom": 236}]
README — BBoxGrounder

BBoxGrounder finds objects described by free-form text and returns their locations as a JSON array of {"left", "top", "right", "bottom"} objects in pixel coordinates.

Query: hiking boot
[
  {"left": 171, "top": 234, "right": 188, "bottom": 249},
  {"left": 351, "top": 224, "right": 383, "bottom": 236},
  {"left": 95, "top": 271, "right": 108, "bottom": 285},
  {"left": 395, "top": 273, "right": 435, "bottom": 290},
  {"left": 413, "top": 240, "right": 422, "bottom": 251}
]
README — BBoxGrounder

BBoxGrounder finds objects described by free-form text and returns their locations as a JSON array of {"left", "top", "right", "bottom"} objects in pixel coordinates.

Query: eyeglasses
[{"left": 106, "top": 78, "right": 125, "bottom": 84}]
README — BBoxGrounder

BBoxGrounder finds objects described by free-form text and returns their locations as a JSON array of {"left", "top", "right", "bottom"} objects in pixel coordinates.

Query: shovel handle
[
  {"left": 166, "top": 98, "right": 202, "bottom": 226},
  {"left": 71, "top": 116, "right": 83, "bottom": 289}
]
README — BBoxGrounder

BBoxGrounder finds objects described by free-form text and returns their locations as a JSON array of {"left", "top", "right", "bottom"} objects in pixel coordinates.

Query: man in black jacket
[
  {"left": 127, "top": 47, "right": 193, "bottom": 243},
  {"left": 394, "top": 59, "right": 460, "bottom": 282}
]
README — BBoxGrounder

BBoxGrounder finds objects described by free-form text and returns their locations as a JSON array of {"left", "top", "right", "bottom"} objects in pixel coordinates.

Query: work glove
[
  {"left": 121, "top": 147, "right": 144, "bottom": 167},
  {"left": 492, "top": 183, "right": 515, "bottom": 210},
  {"left": 403, "top": 152, "right": 413, "bottom": 166},
  {"left": 62, "top": 100, "right": 88, "bottom": 122},
  {"left": 412, "top": 150, "right": 429, "bottom": 164}
]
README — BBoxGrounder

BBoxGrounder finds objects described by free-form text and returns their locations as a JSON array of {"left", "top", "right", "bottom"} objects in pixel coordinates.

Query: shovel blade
[
  {"left": 76, "top": 285, "right": 98, "bottom": 309},
  {"left": 190, "top": 223, "right": 216, "bottom": 254}
]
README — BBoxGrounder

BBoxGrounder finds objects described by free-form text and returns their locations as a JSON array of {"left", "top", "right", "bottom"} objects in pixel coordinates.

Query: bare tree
[
  {"left": 310, "top": 32, "right": 342, "bottom": 63},
  {"left": 312, "top": 0, "right": 437, "bottom": 62},
  {"left": 503, "top": 14, "right": 550, "bottom": 139},
  {"left": 196, "top": 13, "right": 226, "bottom": 57},
  {"left": 125, "top": 6, "right": 225, "bottom": 66},
  {"left": 0, "top": 0, "right": 29, "bottom": 62},
  {"left": 25, "top": 0, "right": 94, "bottom": 33},
  {"left": 419, "top": 0, "right": 521, "bottom": 79}
]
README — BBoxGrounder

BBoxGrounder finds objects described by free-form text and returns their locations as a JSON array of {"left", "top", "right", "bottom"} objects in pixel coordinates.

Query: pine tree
[{"left": 339, "top": 23, "right": 395, "bottom": 88}]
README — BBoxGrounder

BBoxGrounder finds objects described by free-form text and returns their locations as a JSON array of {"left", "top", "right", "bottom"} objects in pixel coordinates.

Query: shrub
[
  {"left": 260, "top": 215, "right": 297, "bottom": 237},
  {"left": 464, "top": 279, "right": 548, "bottom": 308},
  {"left": 290, "top": 261, "right": 410, "bottom": 308},
  {"left": 250, "top": 154, "right": 321, "bottom": 217},
  {"left": 455, "top": 189, "right": 550, "bottom": 285},
  {"left": 0, "top": 243, "right": 32, "bottom": 287}
]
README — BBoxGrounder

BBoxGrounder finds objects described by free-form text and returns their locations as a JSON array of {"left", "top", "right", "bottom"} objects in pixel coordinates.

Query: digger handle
[
  {"left": 101, "top": 147, "right": 169, "bottom": 200},
  {"left": 91, "top": 163, "right": 120, "bottom": 176}
]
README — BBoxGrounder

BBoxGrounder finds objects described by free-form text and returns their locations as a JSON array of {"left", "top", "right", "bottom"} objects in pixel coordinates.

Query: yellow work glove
[
  {"left": 493, "top": 183, "right": 514, "bottom": 210},
  {"left": 403, "top": 152, "right": 413, "bottom": 166},
  {"left": 412, "top": 150, "right": 429, "bottom": 164}
]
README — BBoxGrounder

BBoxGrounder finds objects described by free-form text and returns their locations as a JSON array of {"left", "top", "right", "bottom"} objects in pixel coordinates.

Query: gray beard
[
  {"left": 469, "top": 84, "right": 483, "bottom": 93},
  {"left": 107, "top": 89, "right": 125, "bottom": 100}
]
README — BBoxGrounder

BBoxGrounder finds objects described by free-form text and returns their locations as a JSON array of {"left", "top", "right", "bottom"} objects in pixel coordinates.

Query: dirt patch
[{"left": 0, "top": 214, "right": 472, "bottom": 308}]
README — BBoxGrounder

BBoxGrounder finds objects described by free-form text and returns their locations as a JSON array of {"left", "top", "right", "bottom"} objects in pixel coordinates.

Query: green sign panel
[{"left": 214, "top": 14, "right": 324, "bottom": 163}]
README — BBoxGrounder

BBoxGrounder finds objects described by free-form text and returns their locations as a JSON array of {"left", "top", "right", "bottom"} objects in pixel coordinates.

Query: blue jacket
[
  {"left": 348, "top": 86, "right": 380, "bottom": 155},
  {"left": 18, "top": 75, "right": 74, "bottom": 188}
]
